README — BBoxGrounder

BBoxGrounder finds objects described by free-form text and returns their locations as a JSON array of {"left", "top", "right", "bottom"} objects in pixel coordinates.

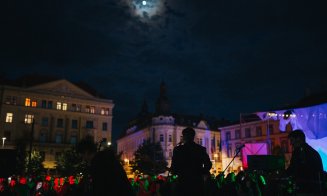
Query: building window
[
  {"left": 227, "top": 144, "right": 232, "bottom": 158},
  {"left": 31, "top": 100, "right": 37, "bottom": 107},
  {"left": 5, "top": 96, "right": 16, "bottom": 105},
  {"left": 25, "top": 98, "right": 31, "bottom": 107},
  {"left": 102, "top": 122, "right": 108, "bottom": 131},
  {"left": 235, "top": 130, "right": 241, "bottom": 139},
  {"left": 90, "top": 106, "right": 95, "bottom": 114},
  {"left": 41, "top": 117, "right": 49, "bottom": 127},
  {"left": 101, "top": 108, "right": 105, "bottom": 115},
  {"left": 72, "top": 120, "right": 78, "bottom": 129},
  {"left": 200, "top": 138, "right": 203, "bottom": 146},
  {"left": 56, "top": 102, "right": 62, "bottom": 110},
  {"left": 256, "top": 126, "right": 262, "bottom": 137},
  {"left": 57, "top": 119, "right": 64, "bottom": 128},
  {"left": 48, "top": 101, "right": 53, "bottom": 109},
  {"left": 55, "top": 133, "right": 63, "bottom": 144},
  {"left": 105, "top": 108, "right": 109, "bottom": 115},
  {"left": 70, "top": 135, "right": 77, "bottom": 144},
  {"left": 40, "top": 133, "right": 47, "bottom": 143},
  {"left": 24, "top": 114, "right": 34, "bottom": 124},
  {"left": 62, "top": 103, "right": 68, "bottom": 111},
  {"left": 245, "top": 128, "right": 251, "bottom": 138},
  {"left": 41, "top": 100, "right": 47, "bottom": 108},
  {"left": 5, "top": 113, "right": 13, "bottom": 123},
  {"left": 86, "top": 121, "right": 94, "bottom": 129},
  {"left": 226, "top": 132, "right": 231, "bottom": 141},
  {"left": 160, "top": 134, "right": 164, "bottom": 142},
  {"left": 76, "top": 104, "right": 81, "bottom": 112},
  {"left": 85, "top": 106, "right": 90, "bottom": 113},
  {"left": 168, "top": 135, "right": 172, "bottom": 142}
]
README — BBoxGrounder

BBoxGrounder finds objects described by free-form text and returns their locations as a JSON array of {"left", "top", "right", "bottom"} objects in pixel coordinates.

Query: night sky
[{"left": 1, "top": 0, "right": 327, "bottom": 143}]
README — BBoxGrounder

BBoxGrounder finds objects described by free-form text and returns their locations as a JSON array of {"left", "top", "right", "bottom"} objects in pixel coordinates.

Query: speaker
[{"left": 247, "top": 155, "right": 285, "bottom": 171}]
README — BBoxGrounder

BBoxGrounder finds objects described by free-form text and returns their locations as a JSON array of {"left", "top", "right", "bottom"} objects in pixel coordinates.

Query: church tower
[{"left": 155, "top": 81, "right": 171, "bottom": 115}]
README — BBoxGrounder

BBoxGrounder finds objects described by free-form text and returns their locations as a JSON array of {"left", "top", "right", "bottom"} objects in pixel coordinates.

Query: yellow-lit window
[
  {"left": 105, "top": 108, "right": 109, "bottom": 115},
  {"left": 62, "top": 103, "right": 67, "bottom": 111},
  {"left": 25, "top": 98, "right": 31, "bottom": 107},
  {"left": 6, "top": 113, "right": 13, "bottom": 123},
  {"left": 24, "top": 114, "right": 34, "bottom": 124},
  {"left": 31, "top": 101, "right": 37, "bottom": 107},
  {"left": 90, "top": 106, "right": 95, "bottom": 114},
  {"left": 101, "top": 108, "right": 105, "bottom": 115},
  {"left": 56, "top": 102, "right": 62, "bottom": 110}
]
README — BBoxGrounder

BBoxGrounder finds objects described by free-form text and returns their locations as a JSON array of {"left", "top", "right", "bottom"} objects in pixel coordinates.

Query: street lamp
[
  {"left": 2, "top": 137, "right": 6, "bottom": 148},
  {"left": 107, "top": 142, "right": 111, "bottom": 146}
]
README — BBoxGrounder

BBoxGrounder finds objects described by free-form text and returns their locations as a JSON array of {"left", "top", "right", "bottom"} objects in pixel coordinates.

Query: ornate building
[
  {"left": 0, "top": 78, "right": 114, "bottom": 168},
  {"left": 117, "top": 82, "right": 226, "bottom": 175}
]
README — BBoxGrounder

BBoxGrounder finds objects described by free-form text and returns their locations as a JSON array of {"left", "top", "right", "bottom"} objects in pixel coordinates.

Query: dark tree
[
  {"left": 132, "top": 141, "right": 168, "bottom": 176},
  {"left": 56, "top": 147, "right": 87, "bottom": 176}
]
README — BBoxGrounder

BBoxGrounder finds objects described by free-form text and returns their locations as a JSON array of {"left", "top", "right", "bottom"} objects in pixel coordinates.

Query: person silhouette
[
  {"left": 286, "top": 129, "right": 324, "bottom": 195},
  {"left": 77, "top": 135, "right": 135, "bottom": 196},
  {"left": 171, "top": 127, "right": 212, "bottom": 196}
]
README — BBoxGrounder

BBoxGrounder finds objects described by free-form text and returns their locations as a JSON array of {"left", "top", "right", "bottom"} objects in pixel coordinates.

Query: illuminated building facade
[
  {"left": 0, "top": 79, "right": 114, "bottom": 168},
  {"left": 219, "top": 114, "right": 293, "bottom": 174},
  {"left": 117, "top": 82, "right": 226, "bottom": 175}
]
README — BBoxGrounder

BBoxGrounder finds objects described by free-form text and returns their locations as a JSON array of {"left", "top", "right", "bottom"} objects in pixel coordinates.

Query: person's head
[
  {"left": 76, "top": 135, "right": 97, "bottom": 163},
  {"left": 182, "top": 127, "right": 196, "bottom": 143},
  {"left": 288, "top": 129, "right": 306, "bottom": 149}
]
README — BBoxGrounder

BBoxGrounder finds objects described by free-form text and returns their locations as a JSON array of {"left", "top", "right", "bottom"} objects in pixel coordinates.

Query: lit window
[
  {"left": 105, "top": 109, "right": 109, "bottom": 115},
  {"left": 90, "top": 106, "right": 95, "bottom": 114},
  {"left": 24, "top": 114, "right": 34, "bottom": 124},
  {"left": 56, "top": 102, "right": 62, "bottom": 110},
  {"left": 25, "top": 98, "right": 31, "bottom": 107},
  {"left": 31, "top": 101, "right": 37, "bottom": 107},
  {"left": 101, "top": 108, "right": 105, "bottom": 115},
  {"left": 62, "top": 103, "right": 67, "bottom": 111},
  {"left": 76, "top": 104, "right": 81, "bottom": 112},
  {"left": 6, "top": 113, "right": 13, "bottom": 123}
]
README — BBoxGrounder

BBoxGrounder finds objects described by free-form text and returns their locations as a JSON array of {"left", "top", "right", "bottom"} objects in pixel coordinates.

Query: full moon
[{"left": 128, "top": 0, "right": 164, "bottom": 19}]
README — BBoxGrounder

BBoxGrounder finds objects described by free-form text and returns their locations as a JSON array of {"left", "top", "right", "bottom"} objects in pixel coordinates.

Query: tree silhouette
[{"left": 132, "top": 141, "right": 167, "bottom": 176}]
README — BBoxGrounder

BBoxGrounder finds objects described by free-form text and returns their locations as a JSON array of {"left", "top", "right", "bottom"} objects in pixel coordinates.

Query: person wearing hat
[{"left": 171, "top": 127, "right": 212, "bottom": 196}]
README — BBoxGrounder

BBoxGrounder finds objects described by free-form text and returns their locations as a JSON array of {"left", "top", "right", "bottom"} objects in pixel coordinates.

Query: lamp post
[
  {"left": 28, "top": 118, "right": 35, "bottom": 174},
  {"left": 2, "top": 137, "right": 6, "bottom": 148}
]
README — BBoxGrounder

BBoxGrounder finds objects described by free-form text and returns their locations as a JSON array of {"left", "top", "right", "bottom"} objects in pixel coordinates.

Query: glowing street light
[
  {"left": 142, "top": 0, "right": 147, "bottom": 6},
  {"left": 107, "top": 142, "right": 111, "bottom": 146},
  {"left": 2, "top": 137, "right": 6, "bottom": 148}
]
